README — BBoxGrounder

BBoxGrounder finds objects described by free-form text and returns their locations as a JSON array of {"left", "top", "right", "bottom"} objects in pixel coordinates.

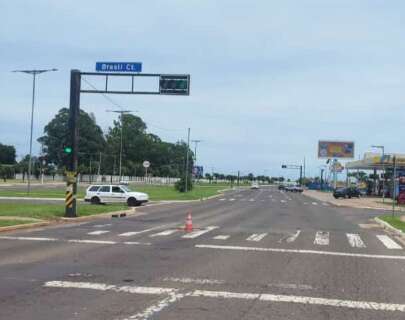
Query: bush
[{"left": 174, "top": 175, "right": 193, "bottom": 192}]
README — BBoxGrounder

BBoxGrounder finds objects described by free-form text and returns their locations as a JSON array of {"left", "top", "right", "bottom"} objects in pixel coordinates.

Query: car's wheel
[
  {"left": 127, "top": 197, "right": 138, "bottom": 207},
  {"left": 90, "top": 196, "right": 100, "bottom": 205}
]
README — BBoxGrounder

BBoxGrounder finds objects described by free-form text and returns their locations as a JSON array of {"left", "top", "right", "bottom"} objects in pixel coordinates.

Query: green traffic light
[{"left": 64, "top": 147, "right": 72, "bottom": 154}]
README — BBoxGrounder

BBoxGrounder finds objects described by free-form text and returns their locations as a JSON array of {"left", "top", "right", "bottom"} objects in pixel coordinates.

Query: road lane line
[
  {"left": 0, "top": 236, "right": 58, "bottom": 242},
  {"left": 87, "top": 230, "right": 109, "bottom": 235},
  {"left": 163, "top": 277, "right": 225, "bottom": 285},
  {"left": 213, "top": 235, "right": 230, "bottom": 240},
  {"left": 182, "top": 226, "right": 219, "bottom": 239},
  {"left": 246, "top": 233, "right": 267, "bottom": 242},
  {"left": 346, "top": 234, "right": 366, "bottom": 248},
  {"left": 219, "top": 198, "right": 226, "bottom": 201},
  {"left": 93, "top": 224, "right": 112, "bottom": 228},
  {"left": 195, "top": 244, "right": 405, "bottom": 260},
  {"left": 376, "top": 235, "right": 402, "bottom": 249},
  {"left": 312, "top": 202, "right": 318, "bottom": 205},
  {"left": 314, "top": 231, "right": 329, "bottom": 246},
  {"left": 118, "top": 225, "right": 169, "bottom": 237},
  {"left": 150, "top": 229, "right": 178, "bottom": 237},
  {"left": 286, "top": 230, "right": 301, "bottom": 243},
  {"left": 68, "top": 239, "right": 116, "bottom": 244},
  {"left": 229, "top": 198, "right": 235, "bottom": 201},
  {"left": 280, "top": 200, "right": 286, "bottom": 203}
]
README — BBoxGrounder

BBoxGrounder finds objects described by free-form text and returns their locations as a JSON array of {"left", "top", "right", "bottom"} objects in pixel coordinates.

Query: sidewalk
[{"left": 303, "top": 190, "right": 405, "bottom": 212}]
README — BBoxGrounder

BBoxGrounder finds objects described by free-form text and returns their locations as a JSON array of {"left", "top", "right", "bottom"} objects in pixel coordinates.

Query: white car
[
  {"left": 251, "top": 182, "right": 260, "bottom": 189},
  {"left": 84, "top": 184, "right": 149, "bottom": 207}
]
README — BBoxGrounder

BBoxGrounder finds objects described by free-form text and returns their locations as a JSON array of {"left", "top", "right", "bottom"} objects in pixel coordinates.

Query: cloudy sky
[{"left": 1, "top": 0, "right": 405, "bottom": 178}]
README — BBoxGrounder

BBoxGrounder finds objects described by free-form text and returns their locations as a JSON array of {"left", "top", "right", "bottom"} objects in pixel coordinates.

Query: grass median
[{"left": 378, "top": 215, "right": 405, "bottom": 232}]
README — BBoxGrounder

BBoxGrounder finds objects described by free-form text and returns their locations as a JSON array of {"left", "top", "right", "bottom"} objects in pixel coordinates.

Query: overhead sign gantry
[{"left": 65, "top": 64, "right": 190, "bottom": 217}]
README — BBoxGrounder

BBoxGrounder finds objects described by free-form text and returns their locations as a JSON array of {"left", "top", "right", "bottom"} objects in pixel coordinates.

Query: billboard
[
  {"left": 318, "top": 141, "right": 354, "bottom": 159},
  {"left": 192, "top": 166, "right": 204, "bottom": 178}
]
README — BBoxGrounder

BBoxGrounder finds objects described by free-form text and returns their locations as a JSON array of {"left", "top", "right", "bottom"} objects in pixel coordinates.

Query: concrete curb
[
  {"left": 374, "top": 217, "right": 404, "bottom": 237},
  {"left": 0, "top": 221, "right": 53, "bottom": 232}
]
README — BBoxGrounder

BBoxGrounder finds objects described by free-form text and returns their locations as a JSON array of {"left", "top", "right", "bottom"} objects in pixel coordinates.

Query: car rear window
[
  {"left": 99, "top": 186, "right": 111, "bottom": 193},
  {"left": 89, "top": 186, "right": 100, "bottom": 192}
]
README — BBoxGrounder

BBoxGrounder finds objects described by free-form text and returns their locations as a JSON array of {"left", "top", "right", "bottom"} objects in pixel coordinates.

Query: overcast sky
[{"left": 1, "top": 0, "right": 405, "bottom": 178}]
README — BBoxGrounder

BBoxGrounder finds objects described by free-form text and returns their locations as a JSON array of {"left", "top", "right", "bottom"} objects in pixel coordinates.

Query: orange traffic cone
[{"left": 185, "top": 212, "right": 193, "bottom": 232}]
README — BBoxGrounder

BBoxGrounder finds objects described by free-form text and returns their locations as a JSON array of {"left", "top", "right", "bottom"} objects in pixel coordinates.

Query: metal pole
[
  {"left": 65, "top": 70, "right": 80, "bottom": 218},
  {"left": 299, "top": 165, "right": 303, "bottom": 186},
  {"left": 382, "top": 147, "right": 385, "bottom": 203},
  {"left": 27, "top": 73, "right": 36, "bottom": 194},
  {"left": 185, "top": 128, "right": 190, "bottom": 192},
  {"left": 237, "top": 170, "right": 240, "bottom": 188},
  {"left": 392, "top": 155, "right": 396, "bottom": 217},
  {"left": 119, "top": 114, "right": 123, "bottom": 182},
  {"left": 97, "top": 152, "right": 101, "bottom": 182}
]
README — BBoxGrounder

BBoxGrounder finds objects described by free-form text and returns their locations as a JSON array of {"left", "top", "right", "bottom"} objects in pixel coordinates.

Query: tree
[
  {"left": 0, "top": 143, "right": 16, "bottom": 164},
  {"left": 38, "top": 108, "right": 106, "bottom": 172}
]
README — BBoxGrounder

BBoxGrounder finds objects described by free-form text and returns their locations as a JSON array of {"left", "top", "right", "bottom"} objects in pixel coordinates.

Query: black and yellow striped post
[{"left": 65, "top": 171, "right": 77, "bottom": 217}]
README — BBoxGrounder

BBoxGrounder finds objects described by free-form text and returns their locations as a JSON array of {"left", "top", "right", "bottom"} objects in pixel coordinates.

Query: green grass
[
  {"left": 0, "top": 220, "right": 36, "bottom": 227},
  {"left": 0, "top": 203, "right": 128, "bottom": 220},
  {"left": 379, "top": 215, "right": 405, "bottom": 232},
  {"left": 0, "top": 184, "right": 229, "bottom": 201}
]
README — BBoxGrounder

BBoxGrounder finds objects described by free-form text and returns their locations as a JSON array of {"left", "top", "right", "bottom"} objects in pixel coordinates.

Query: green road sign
[{"left": 159, "top": 75, "right": 190, "bottom": 95}]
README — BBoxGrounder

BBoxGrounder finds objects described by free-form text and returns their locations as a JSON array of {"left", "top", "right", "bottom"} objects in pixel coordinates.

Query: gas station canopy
[{"left": 345, "top": 152, "right": 405, "bottom": 170}]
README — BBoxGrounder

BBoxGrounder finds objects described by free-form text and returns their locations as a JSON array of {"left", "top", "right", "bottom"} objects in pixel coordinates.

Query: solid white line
[
  {"left": 87, "top": 230, "right": 109, "bottom": 235},
  {"left": 0, "top": 236, "right": 58, "bottom": 241},
  {"left": 213, "top": 235, "right": 230, "bottom": 240},
  {"left": 376, "top": 235, "right": 402, "bottom": 249},
  {"left": 195, "top": 244, "right": 405, "bottom": 260},
  {"left": 119, "top": 225, "right": 168, "bottom": 237},
  {"left": 286, "top": 230, "right": 301, "bottom": 243},
  {"left": 346, "top": 234, "right": 366, "bottom": 248},
  {"left": 182, "top": 226, "right": 219, "bottom": 239},
  {"left": 44, "top": 281, "right": 175, "bottom": 294},
  {"left": 150, "top": 229, "right": 178, "bottom": 237},
  {"left": 314, "top": 231, "right": 329, "bottom": 246},
  {"left": 246, "top": 233, "right": 267, "bottom": 242}
]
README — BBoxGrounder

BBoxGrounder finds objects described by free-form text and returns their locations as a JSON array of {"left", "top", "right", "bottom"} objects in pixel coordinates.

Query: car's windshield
[{"left": 120, "top": 185, "right": 132, "bottom": 192}]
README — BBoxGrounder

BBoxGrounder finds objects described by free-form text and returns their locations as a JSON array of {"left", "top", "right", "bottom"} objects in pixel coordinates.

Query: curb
[
  {"left": 0, "top": 221, "right": 53, "bottom": 232},
  {"left": 374, "top": 217, "right": 404, "bottom": 238}
]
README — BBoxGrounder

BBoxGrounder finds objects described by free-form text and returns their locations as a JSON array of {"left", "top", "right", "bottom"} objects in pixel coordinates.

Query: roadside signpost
[
  {"left": 143, "top": 161, "right": 150, "bottom": 180},
  {"left": 65, "top": 64, "right": 190, "bottom": 217}
]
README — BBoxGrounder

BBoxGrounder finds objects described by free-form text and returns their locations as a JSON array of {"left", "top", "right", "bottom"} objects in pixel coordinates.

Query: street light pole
[
  {"left": 106, "top": 109, "right": 135, "bottom": 182},
  {"left": 185, "top": 128, "right": 191, "bottom": 192},
  {"left": 12, "top": 68, "right": 58, "bottom": 194}
]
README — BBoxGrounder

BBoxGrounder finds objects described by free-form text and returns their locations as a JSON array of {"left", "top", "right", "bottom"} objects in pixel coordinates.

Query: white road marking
[
  {"left": 376, "top": 235, "right": 402, "bottom": 249},
  {"left": 163, "top": 277, "right": 225, "bottom": 285},
  {"left": 68, "top": 239, "right": 116, "bottom": 244},
  {"left": 123, "top": 241, "right": 152, "bottom": 246},
  {"left": 246, "top": 233, "right": 267, "bottom": 242},
  {"left": 268, "top": 283, "right": 313, "bottom": 290},
  {"left": 87, "top": 230, "right": 109, "bottom": 235},
  {"left": 150, "top": 229, "right": 178, "bottom": 237},
  {"left": 191, "top": 289, "right": 405, "bottom": 312},
  {"left": 93, "top": 224, "right": 111, "bottom": 228},
  {"left": 286, "top": 230, "right": 301, "bottom": 243},
  {"left": 213, "top": 235, "right": 230, "bottom": 240},
  {"left": 195, "top": 244, "right": 405, "bottom": 260},
  {"left": 44, "top": 280, "right": 405, "bottom": 314},
  {"left": 249, "top": 199, "right": 255, "bottom": 202},
  {"left": 229, "top": 198, "right": 235, "bottom": 201},
  {"left": 346, "top": 234, "right": 366, "bottom": 248},
  {"left": 312, "top": 202, "right": 318, "bottom": 205},
  {"left": 314, "top": 231, "right": 329, "bottom": 246},
  {"left": 182, "top": 226, "right": 219, "bottom": 239},
  {"left": 118, "top": 225, "right": 169, "bottom": 237},
  {"left": 280, "top": 200, "right": 286, "bottom": 203},
  {"left": 0, "top": 236, "right": 57, "bottom": 241},
  {"left": 219, "top": 198, "right": 226, "bottom": 201}
]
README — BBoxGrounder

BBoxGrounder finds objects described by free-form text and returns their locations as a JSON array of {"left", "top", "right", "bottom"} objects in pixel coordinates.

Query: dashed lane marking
[
  {"left": 195, "top": 244, "right": 405, "bottom": 261},
  {"left": 376, "top": 235, "right": 402, "bottom": 249},
  {"left": 314, "top": 231, "right": 329, "bottom": 246},
  {"left": 229, "top": 198, "right": 235, "bottom": 201},
  {"left": 163, "top": 277, "right": 225, "bottom": 285},
  {"left": 246, "top": 233, "right": 268, "bottom": 242},
  {"left": 213, "top": 235, "right": 230, "bottom": 240},
  {"left": 312, "top": 202, "right": 318, "bottom": 205},
  {"left": 150, "top": 229, "right": 178, "bottom": 237},
  {"left": 118, "top": 225, "right": 169, "bottom": 237},
  {"left": 87, "top": 230, "right": 110, "bottom": 235},
  {"left": 93, "top": 224, "right": 112, "bottom": 228},
  {"left": 182, "top": 226, "right": 219, "bottom": 239},
  {"left": 219, "top": 198, "right": 226, "bottom": 201},
  {"left": 346, "top": 234, "right": 366, "bottom": 248}
]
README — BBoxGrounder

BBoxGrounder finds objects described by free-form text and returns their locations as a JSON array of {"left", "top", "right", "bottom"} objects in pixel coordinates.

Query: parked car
[
  {"left": 285, "top": 185, "right": 303, "bottom": 193},
  {"left": 84, "top": 184, "right": 149, "bottom": 206},
  {"left": 333, "top": 187, "right": 361, "bottom": 199},
  {"left": 251, "top": 182, "right": 260, "bottom": 189}
]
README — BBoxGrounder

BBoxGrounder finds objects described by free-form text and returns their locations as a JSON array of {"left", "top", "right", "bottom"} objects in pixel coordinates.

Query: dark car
[
  {"left": 278, "top": 184, "right": 285, "bottom": 190},
  {"left": 333, "top": 187, "right": 361, "bottom": 199}
]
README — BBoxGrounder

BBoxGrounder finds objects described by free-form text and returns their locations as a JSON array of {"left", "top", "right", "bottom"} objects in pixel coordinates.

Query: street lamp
[
  {"left": 106, "top": 109, "right": 135, "bottom": 182},
  {"left": 12, "top": 68, "right": 58, "bottom": 194},
  {"left": 371, "top": 145, "right": 385, "bottom": 202}
]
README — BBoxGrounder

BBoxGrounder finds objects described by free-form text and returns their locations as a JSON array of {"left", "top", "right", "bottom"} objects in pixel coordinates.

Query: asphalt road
[{"left": 1, "top": 186, "right": 405, "bottom": 320}]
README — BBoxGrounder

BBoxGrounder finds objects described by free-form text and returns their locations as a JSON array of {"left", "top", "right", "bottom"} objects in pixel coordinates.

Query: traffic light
[
  {"left": 159, "top": 75, "right": 190, "bottom": 95},
  {"left": 282, "top": 165, "right": 287, "bottom": 168},
  {"left": 63, "top": 146, "right": 72, "bottom": 154}
]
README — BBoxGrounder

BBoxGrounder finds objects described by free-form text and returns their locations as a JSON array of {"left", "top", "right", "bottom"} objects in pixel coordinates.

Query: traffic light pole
[{"left": 65, "top": 70, "right": 81, "bottom": 217}]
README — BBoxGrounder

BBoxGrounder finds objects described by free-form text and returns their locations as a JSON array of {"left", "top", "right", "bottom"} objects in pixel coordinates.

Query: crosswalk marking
[
  {"left": 182, "top": 226, "right": 219, "bottom": 239},
  {"left": 87, "top": 230, "right": 109, "bottom": 236},
  {"left": 346, "top": 234, "right": 366, "bottom": 248},
  {"left": 286, "top": 230, "right": 301, "bottom": 243},
  {"left": 376, "top": 235, "right": 402, "bottom": 249},
  {"left": 118, "top": 225, "right": 169, "bottom": 237},
  {"left": 150, "top": 229, "right": 178, "bottom": 237},
  {"left": 246, "top": 233, "right": 267, "bottom": 242},
  {"left": 314, "top": 231, "right": 329, "bottom": 245},
  {"left": 213, "top": 235, "right": 230, "bottom": 240}
]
